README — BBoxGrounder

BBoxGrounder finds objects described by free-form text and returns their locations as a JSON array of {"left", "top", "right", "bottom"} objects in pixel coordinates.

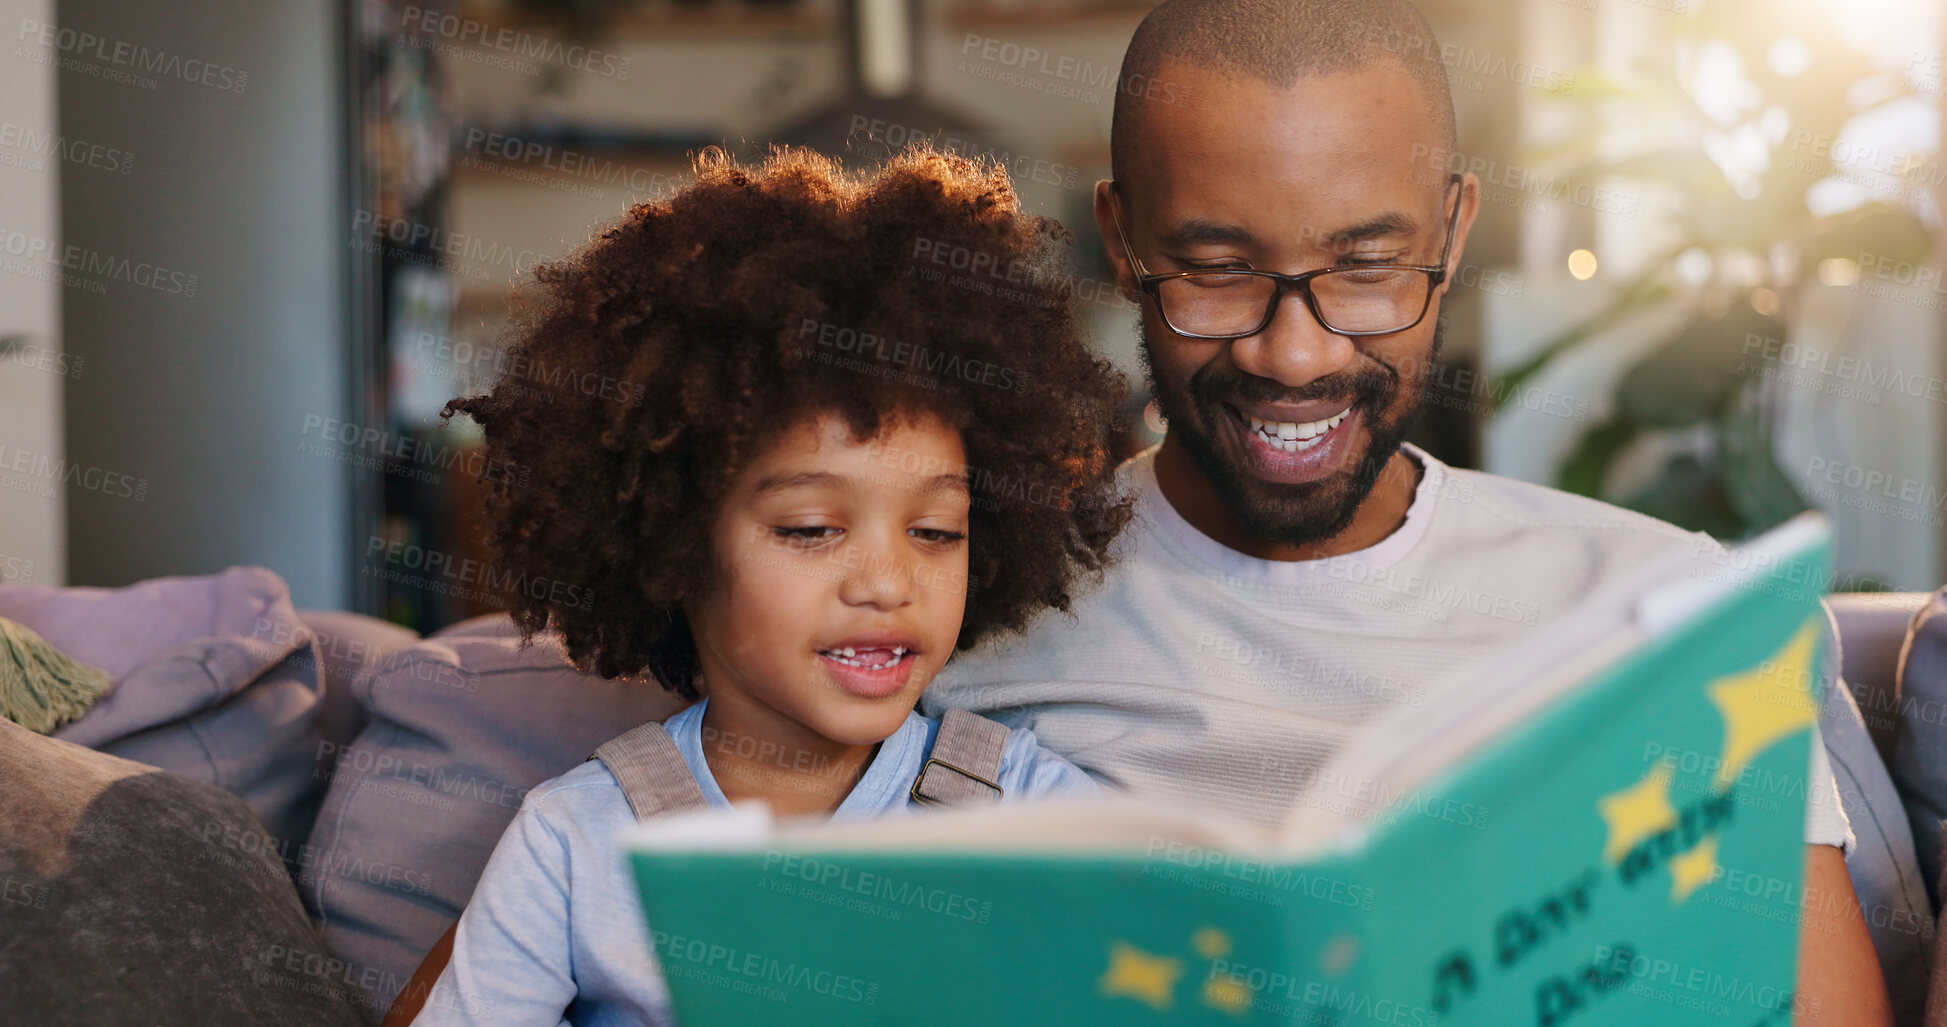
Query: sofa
[
  {"left": 0, "top": 567, "right": 685, "bottom": 1024},
  {"left": 1823, "top": 592, "right": 1945, "bottom": 1025},
  {"left": 0, "top": 568, "right": 1943, "bottom": 1025}
]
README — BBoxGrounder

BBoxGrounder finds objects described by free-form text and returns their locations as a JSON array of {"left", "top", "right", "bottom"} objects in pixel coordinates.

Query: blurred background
[{"left": 2, "top": 0, "right": 1943, "bottom": 632}]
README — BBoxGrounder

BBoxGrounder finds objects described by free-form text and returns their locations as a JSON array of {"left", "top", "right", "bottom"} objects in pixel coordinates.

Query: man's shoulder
[{"left": 1431, "top": 459, "right": 1705, "bottom": 552}]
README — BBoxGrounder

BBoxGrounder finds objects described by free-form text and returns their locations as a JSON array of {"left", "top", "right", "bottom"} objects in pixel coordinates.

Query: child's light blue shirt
[{"left": 415, "top": 700, "right": 1100, "bottom": 1027}]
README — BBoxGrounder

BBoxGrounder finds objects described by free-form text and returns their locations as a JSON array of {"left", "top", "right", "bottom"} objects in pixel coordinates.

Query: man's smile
[
  {"left": 1232, "top": 402, "right": 1355, "bottom": 453},
  {"left": 1219, "top": 400, "right": 1363, "bottom": 485}
]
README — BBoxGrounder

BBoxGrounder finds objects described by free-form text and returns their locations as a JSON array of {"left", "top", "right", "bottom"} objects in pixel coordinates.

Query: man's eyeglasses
[{"left": 1108, "top": 174, "right": 1464, "bottom": 340}]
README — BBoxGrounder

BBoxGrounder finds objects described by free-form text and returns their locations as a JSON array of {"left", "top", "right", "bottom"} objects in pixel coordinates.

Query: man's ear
[
  {"left": 1440, "top": 172, "right": 1485, "bottom": 293},
  {"left": 1091, "top": 179, "right": 1141, "bottom": 302}
]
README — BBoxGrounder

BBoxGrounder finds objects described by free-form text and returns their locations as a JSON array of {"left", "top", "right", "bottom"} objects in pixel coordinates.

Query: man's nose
[{"left": 1226, "top": 291, "right": 1358, "bottom": 390}]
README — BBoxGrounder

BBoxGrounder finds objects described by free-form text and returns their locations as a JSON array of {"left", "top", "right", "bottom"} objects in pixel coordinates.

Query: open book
[{"left": 625, "top": 513, "right": 1832, "bottom": 1026}]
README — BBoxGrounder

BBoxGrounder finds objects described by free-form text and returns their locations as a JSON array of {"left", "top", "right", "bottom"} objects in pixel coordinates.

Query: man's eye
[
  {"left": 1335, "top": 266, "right": 1411, "bottom": 284},
  {"left": 910, "top": 528, "right": 967, "bottom": 545},
  {"left": 1183, "top": 269, "right": 1256, "bottom": 288}
]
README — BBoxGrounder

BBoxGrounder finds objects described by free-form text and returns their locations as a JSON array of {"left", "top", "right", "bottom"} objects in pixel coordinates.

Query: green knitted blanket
[{"left": 0, "top": 616, "right": 113, "bottom": 733}]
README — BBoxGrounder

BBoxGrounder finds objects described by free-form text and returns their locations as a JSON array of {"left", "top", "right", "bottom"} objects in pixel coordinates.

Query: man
[{"left": 924, "top": 0, "right": 1892, "bottom": 1022}]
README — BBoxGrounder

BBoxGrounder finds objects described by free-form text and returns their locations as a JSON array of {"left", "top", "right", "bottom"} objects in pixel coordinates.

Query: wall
[
  {"left": 0, "top": 0, "right": 66, "bottom": 588},
  {"left": 56, "top": 0, "right": 351, "bottom": 607}
]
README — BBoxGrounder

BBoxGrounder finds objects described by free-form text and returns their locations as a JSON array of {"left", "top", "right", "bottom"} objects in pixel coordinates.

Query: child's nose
[{"left": 838, "top": 539, "right": 913, "bottom": 610}]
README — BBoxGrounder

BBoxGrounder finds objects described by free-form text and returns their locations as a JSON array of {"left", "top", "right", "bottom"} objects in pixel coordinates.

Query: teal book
[{"left": 626, "top": 513, "right": 1834, "bottom": 1026}]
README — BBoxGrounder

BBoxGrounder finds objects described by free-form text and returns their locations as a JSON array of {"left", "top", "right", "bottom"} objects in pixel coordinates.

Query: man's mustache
[{"left": 1188, "top": 364, "right": 1398, "bottom": 407}]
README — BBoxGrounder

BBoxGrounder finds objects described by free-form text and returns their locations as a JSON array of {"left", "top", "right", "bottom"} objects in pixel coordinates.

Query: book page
[{"left": 627, "top": 793, "right": 1286, "bottom": 858}]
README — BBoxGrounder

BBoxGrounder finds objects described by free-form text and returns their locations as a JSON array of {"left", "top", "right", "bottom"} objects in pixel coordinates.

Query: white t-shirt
[{"left": 924, "top": 443, "right": 1853, "bottom": 850}]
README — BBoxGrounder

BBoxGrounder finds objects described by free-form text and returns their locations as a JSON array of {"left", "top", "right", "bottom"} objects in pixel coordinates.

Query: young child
[{"left": 412, "top": 146, "right": 1132, "bottom": 1025}]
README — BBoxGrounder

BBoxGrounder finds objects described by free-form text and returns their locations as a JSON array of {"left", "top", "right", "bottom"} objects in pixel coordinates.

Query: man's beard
[{"left": 1139, "top": 313, "right": 1440, "bottom": 549}]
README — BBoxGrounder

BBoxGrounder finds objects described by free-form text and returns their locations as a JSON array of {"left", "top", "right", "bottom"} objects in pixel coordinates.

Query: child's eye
[
  {"left": 910, "top": 528, "right": 967, "bottom": 545},
  {"left": 773, "top": 525, "right": 840, "bottom": 544}
]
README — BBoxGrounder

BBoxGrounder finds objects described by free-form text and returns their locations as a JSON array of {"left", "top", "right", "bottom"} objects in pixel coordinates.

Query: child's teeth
[{"left": 822, "top": 646, "right": 910, "bottom": 669}]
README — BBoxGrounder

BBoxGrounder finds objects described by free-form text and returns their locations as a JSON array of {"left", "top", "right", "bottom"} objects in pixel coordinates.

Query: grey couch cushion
[
  {"left": 0, "top": 566, "right": 330, "bottom": 857},
  {"left": 301, "top": 630, "right": 688, "bottom": 1013},
  {"left": 0, "top": 718, "right": 368, "bottom": 1026},
  {"left": 1933, "top": 858, "right": 1947, "bottom": 1027},
  {"left": 1895, "top": 587, "right": 1947, "bottom": 911},
  {"left": 1819, "top": 603, "right": 1936, "bottom": 1025},
  {"left": 295, "top": 609, "right": 421, "bottom": 754},
  {"left": 426, "top": 612, "right": 520, "bottom": 641},
  {"left": 1827, "top": 592, "right": 1931, "bottom": 760}
]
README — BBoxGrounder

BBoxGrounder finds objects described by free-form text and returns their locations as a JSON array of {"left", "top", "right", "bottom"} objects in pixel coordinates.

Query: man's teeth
[
  {"left": 1245, "top": 407, "right": 1351, "bottom": 452},
  {"left": 821, "top": 646, "right": 909, "bottom": 668}
]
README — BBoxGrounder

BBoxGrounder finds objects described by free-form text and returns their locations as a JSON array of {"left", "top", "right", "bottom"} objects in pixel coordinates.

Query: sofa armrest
[{"left": 1826, "top": 592, "right": 1930, "bottom": 761}]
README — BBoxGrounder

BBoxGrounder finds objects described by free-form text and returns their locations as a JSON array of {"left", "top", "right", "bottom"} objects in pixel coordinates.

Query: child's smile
[{"left": 816, "top": 634, "right": 918, "bottom": 698}]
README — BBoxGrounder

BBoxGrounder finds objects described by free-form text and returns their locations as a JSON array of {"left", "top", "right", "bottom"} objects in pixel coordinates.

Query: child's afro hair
[{"left": 444, "top": 144, "right": 1134, "bottom": 698}]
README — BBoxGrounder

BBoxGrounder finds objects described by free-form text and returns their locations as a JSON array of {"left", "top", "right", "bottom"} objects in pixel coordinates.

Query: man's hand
[{"left": 1795, "top": 844, "right": 1892, "bottom": 1025}]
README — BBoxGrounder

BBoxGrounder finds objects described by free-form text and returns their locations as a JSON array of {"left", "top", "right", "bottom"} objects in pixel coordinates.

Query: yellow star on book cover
[
  {"left": 1708, "top": 620, "right": 1820, "bottom": 790},
  {"left": 1192, "top": 928, "right": 1251, "bottom": 1015},
  {"left": 1598, "top": 755, "right": 1677, "bottom": 865},
  {"left": 1669, "top": 833, "right": 1721, "bottom": 904},
  {"left": 1100, "top": 941, "right": 1183, "bottom": 1010}
]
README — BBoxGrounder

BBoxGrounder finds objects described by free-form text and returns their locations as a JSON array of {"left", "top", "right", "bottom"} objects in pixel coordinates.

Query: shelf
[
  {"left": 941, "top": 1, "right": 1151, "bottom": 32},
  {"left": 454, "top": 3, "right": 833, "bottom": 40}
]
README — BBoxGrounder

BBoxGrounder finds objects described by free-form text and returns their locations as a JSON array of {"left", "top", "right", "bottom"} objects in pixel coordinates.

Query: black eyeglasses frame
[{"left": 1106, "top": 172, "right": 1466, "bottom": 341}]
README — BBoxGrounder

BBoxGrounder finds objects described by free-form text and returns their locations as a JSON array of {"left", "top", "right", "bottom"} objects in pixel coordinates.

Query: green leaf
[
  {"left": 1619, "top": 455, "right": 1746, "bottom": 539},
  {"left": 1718, "top": 407, "right": 1810, "bottom": 534},
  {"left": 1615, "top": 304, "right": 1783, "bottom": 428},
  {"left": 1804, "top": 203, "right": 1932, "bottom": 268},
  {"left": 1556, "top": 418, "right": 1638, "bottom": 498},
  {"left": 1490, "top": 271, "right": 1676, "bottom": 412}
]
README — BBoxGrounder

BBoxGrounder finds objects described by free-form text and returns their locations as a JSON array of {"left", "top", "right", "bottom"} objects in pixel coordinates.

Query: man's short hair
[{"left": 1111, "top": 0, "right": 1456, "bottom": 190}]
